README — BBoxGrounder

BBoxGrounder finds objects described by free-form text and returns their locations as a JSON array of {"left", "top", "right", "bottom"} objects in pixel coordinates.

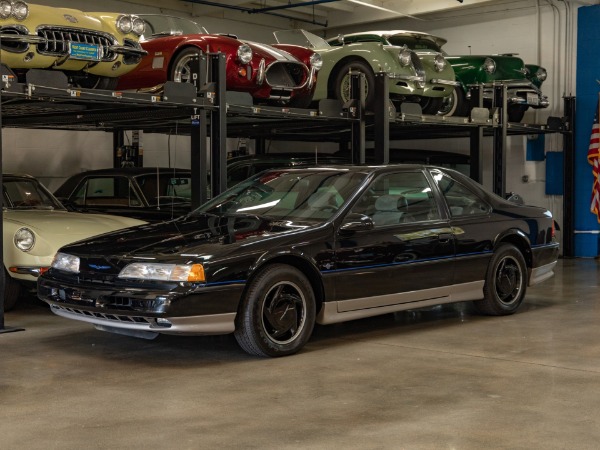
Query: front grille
[
  {"left": 265, "top": 62, "right": 307, "bottom": 88},
  {"left": 36, "top": 26, "right": 116, "bottom": 61},
  {"left": 54, "top": 305, "right": 152, "bottom": 324}
]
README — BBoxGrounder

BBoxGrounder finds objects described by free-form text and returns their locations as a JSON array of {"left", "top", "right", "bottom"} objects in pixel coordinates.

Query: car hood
[
  {"left": 62, "top": 213, "right": 314, "bottom": 259},
  {"left": 27, "top": 5, "right": 110, "bottom": 32},
  {"left": 4, "top": 210, "right": 145, "bottom": 239}
]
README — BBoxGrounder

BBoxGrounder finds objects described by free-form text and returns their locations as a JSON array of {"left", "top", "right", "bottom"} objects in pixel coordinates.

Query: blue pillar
[{"left": 575, "top": 6, "right": 600, "bottom": 257}]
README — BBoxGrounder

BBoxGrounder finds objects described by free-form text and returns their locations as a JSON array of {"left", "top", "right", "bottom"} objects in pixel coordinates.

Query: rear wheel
[
  {"left": 234, "top": 264, "right": 316, "bottom": 357},
  {"left": 475, "top": 244, "right": 527, "bottom": 316}
]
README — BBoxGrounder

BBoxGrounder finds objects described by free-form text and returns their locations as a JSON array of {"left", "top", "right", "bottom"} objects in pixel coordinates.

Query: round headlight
[
  {"left": 0, "top": 1, "right": 12, "bottom": 19},
  {"left": 434, "top": 54, "right": 446, "bottom": 72},
  {"left": 11, "top": 1, "right": 28, "bottom": 20},
  {"left": 483, "top": 57, "right": 496, "bottom": 74},
  {"left": 536, "top": 68, "right": 547, "bottom": 82},
  {"left": 14, "top": 227, "right": 35, "bottom": 252},
  {"left": 237, "top": 44, "right": 252, "bottom": 64},
  {"left": 310, "top": 52, "right": 323, "bottom": 71},
  {"left": 132, "top": 16, "right": 145, "bottom": 36},
  {"left": 399, "top": 49, "right": 412, "bottom": 67},
  {"left": 116, "top": 15, "right": 133, "bottom": 34}
]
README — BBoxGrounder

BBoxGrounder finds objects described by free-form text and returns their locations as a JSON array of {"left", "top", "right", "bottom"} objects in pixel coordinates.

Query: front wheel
[
  {"left": 169, "top": 47, "right": 202, "bottom": 83},
  {"left": 438, "top": 88, "right": 470, "bottom": 117},
  {"left": 474, "top": 244, "right": 527, "bottom": 316},
  {"left": 332, "top": 60, "right": 375, "bottom": 109},
  {"left": 234, "top": 264, "right": 316, "bottom": 357},
  {"left": 420, "top": 97, "right": 443, "bottom": 115}
]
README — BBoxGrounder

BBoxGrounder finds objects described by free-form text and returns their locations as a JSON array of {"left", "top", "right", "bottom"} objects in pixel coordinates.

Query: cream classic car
[
  {"left": 0, "top": 1, "right": 147, "bottom": 89},
  {"left": 3, "top": 174, "right": 146, "bottom": 311}
]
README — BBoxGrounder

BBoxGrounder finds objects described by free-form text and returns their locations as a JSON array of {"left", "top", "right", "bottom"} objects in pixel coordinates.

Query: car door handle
[{"left": 438, "top": 233, "right": 453, "bottom": 243}]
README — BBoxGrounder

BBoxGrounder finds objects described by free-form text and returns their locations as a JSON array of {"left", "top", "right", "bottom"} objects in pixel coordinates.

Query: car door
[{"left": 332, "top": 169, "right": 456, "bottom": 312}]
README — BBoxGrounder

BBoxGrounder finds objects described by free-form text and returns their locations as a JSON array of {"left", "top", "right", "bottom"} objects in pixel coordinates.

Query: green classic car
[
  {"left": 0, "top": 1, "right": 147, "bottom": 89},
  {"left": 274, "top": 29, "right": 457, "bottom": 113},
  {"left": 336, "top": 30, "right": 548, "bottom": 122}
]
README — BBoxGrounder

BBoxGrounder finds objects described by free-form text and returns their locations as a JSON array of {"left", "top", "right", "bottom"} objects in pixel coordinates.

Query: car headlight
[
  {"left": 237, "top": 44, "right": 252, "bottom": 64},
  {"left": 399, "top": 49, "right": 412, "bottom": 67},
  {"left": 132, "top": 16, "right": 146, "bottom": 36},
  {"left": 51, "top": 252, "right": 80, "bottom": 274},
  {"left": 11, "top": 0, "right": 28, "bottom": 20},
  {"left": 0, "top": 1, "right": 12, "bottom": 19},
  {"left": 118, "top": 263, "right": 205, "bottom": 282},
  {"left": 536, "top": 68, "right": 547, "bottom": 81},
  {"left": 14, "top": 227, "right": 35, "bottom": 252},
  {"left": 483, "top": 57, "right": 496, "bottom": 74},
  {"left": 310, "top": 52, "right": 323, "bottom": 71},
  {"left": 434, "top": 54, "right": 446, "bottom": 72},
  {"left": 116, "top": 14, "right": 133, "bottom": 34}
]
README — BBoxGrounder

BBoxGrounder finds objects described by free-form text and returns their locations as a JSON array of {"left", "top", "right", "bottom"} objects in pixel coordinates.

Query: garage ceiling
[{"left": 175, "top": 0, "right": 514, "bottom": 30}]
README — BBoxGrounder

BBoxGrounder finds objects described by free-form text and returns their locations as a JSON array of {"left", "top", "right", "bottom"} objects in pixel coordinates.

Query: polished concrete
[{"left": 1, "top": 258, "right": 599, "bottom": 449}]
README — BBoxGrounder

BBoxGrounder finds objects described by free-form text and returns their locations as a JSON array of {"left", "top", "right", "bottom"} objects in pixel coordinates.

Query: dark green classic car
[{"left": 331, "top": 31, "right": 548, "bottom": 122}]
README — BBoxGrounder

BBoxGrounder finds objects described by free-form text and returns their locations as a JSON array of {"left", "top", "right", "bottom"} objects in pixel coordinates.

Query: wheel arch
[
  {"left": 166, "top": 43, "right": 207, "bottom": 80},
  {"left": 494, "top": 229, "right": 532, "bottom": 268},
  {"left": 243, "top": 253, "right": 325, "bottom": 313}
]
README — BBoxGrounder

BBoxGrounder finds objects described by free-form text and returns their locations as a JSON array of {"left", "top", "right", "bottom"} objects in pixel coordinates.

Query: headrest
[
  {"left": 375, "top": 194, "right": 407, "bottom": 212},
  {"left": 308, "top": 191, "right": 337, "bottom": 208}
]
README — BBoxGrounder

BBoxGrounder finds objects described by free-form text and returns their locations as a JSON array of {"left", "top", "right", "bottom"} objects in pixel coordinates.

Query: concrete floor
[{"left": 1, "top": 258, "right": 599, "bottom": 449}]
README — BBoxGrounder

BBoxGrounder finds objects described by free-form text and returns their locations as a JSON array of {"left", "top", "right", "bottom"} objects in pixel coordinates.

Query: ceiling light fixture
[{"left": 346, "top": 0, "right": 423, "bottom": 20}]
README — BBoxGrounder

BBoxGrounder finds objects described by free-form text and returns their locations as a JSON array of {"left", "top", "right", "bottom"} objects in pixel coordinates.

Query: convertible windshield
[
  {"left": 3, "top": 179, "right": 65, "bottom": 210},
  {"left": 274, "top": 30, "right": 331, "bottom": 50},
  {"left": 139, "top": 14, "right": 205, "bottom": 38},
  {"left": 196, "top": 169, "right": 367, "bottom": 222},
  {"left": 387, "top": 35, "right": 443, "bottom": 52}
]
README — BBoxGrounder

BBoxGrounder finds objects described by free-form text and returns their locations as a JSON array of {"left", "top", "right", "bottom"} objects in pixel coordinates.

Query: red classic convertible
[{"left": 116, "top": 14, "right": 322, "bottom": 106}]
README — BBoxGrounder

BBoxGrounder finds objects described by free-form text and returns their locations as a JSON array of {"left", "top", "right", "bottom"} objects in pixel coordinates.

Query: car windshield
[
  {"left": 139, "top": 15, "right": 206, "bottom": 38},
  {"left": 134, "top": 173, "right": 193, "bottom": 206},
  {"left": 195, "top": 169, "right": 367, "bottom": 222},
  {"left": 3, "top": 178, "right": 65, "bottom": 210},
  {"left": 274, "top": 30, "right": 331, "bottom": 50},
  {"left": 387, "top": 35, "right": 443, "bottom": 52}
]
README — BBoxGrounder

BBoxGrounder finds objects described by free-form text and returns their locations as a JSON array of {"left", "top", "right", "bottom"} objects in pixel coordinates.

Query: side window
[
  {"left": 72, "top": 177, "right": 142, "bottom": 207},
  {"left": 430, "top": 170, "right": 490, "bottom": 217},
  {"left": 350, "top": 171, "right": 441, "bottom": 227}
]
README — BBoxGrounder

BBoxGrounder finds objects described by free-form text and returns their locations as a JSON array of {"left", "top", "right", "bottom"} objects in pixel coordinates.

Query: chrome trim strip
[
  {"left": 529, "top": 261, "right": 556, "bottom": 286},
  {"left": 50, "top": 305, "right": 236, "bottom": 335},
  {"left": 317, "top": 281, "right": 484, "bottom": 325},
  {"left": 109, "top": 44, "right": 148, "bottom": 57},
  {"left": 431, "top": 78, "right": 461, "bottom": 86},
  {"left": 9, "top": 266, "right": 44, "bottom": 277}
]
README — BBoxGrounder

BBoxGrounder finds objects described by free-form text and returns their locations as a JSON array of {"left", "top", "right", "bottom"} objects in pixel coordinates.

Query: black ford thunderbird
[{"left": 38, "top": 165, "right": 559, "bottom": 357}]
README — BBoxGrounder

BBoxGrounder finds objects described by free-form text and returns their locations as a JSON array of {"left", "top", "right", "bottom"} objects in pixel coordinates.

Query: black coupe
[{"left": 38, "top": 165, "right": 559, "bottom": 357}]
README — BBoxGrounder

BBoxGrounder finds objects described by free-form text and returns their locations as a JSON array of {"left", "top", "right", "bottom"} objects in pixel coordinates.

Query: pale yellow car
[
  {"left": 3, "top": 174, "right": 146, "bottom": 311},
  {"left": 0, "top": 1, "right": 147, "bottom": 89}
]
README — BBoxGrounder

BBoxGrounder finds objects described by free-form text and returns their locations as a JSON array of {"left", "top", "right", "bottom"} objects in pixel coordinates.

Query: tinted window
[
  {"left": 350, "top": 171, "right": 441, "bottom": 226},
  {"left": 72, "top": 177, "right": 142, "bottom": 207},
  {"left": 135, "top": 173, "right": 192, "bottom": 205},
  {"left": 430, "top": 170, "right": 490, "bottom": 217}
]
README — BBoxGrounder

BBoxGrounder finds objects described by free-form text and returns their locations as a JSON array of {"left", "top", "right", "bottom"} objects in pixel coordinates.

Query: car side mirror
[
  {"left": 337, "top": 34, "right": 345, "bottom": 45},
  {"left": 339, "top": 213, "right": 374, "bottom": 234}
]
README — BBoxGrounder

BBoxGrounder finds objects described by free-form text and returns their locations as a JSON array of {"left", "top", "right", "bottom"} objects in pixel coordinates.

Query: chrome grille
[{"left": 36, "top": 26, "right": 116, "bottom": 61}]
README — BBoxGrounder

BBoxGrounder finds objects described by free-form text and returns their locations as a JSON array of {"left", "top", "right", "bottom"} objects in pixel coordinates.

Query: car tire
[
  {"left": 438, "top": 87, "right": 470, "bottom": 117},
  {"left": 169, "top": 47, "right": 203, "bottom": 83},
  {"left": 234, "top": 264, "right": 316, "bottom": 357},
  {"left": 420, "top": 97, "right": 444, "bottom": 115},
  {"left": 73, "top": 76, "right": 118, "bottom": 90},
  {"left": 3, "top": 271, "right": 21, "bottom": 312},
  {"left": 475, "top": 244, "right": 527, "bottom": 316},
  {"left": 333, "top": 60, "right": 375, "bottom": 109},
  {"left": 507, "top": 104, "right": 528, "bottom": 122}
]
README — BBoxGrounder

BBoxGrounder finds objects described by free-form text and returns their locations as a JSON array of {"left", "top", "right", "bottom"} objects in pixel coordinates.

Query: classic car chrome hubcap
[
  {"left": 495, "top": 256, "right": 522, "bottom": 304},
  {"left": 173, "top": 55, "right": 193, "bottom": 83},
  {"left": 261, "top": 281, "right": 306, "bottom": 344}
]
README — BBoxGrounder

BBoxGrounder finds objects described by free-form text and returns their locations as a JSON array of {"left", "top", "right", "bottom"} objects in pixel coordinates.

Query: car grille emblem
[
  {"left": 64, "top": 14, "right": 78, "bottom": 23},
  {"left": 89, "top": 264, "right": 111, "bottom": 270}
]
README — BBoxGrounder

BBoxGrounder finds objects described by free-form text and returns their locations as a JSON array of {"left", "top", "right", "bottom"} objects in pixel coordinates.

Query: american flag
[{"left": 589, "top": 104, "right": 600, "bottom": 223}]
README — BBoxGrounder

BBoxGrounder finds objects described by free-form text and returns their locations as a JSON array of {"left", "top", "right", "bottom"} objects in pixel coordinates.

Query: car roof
[{"left": 65, "top": 167, "right": 191, "bottom": 177}]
